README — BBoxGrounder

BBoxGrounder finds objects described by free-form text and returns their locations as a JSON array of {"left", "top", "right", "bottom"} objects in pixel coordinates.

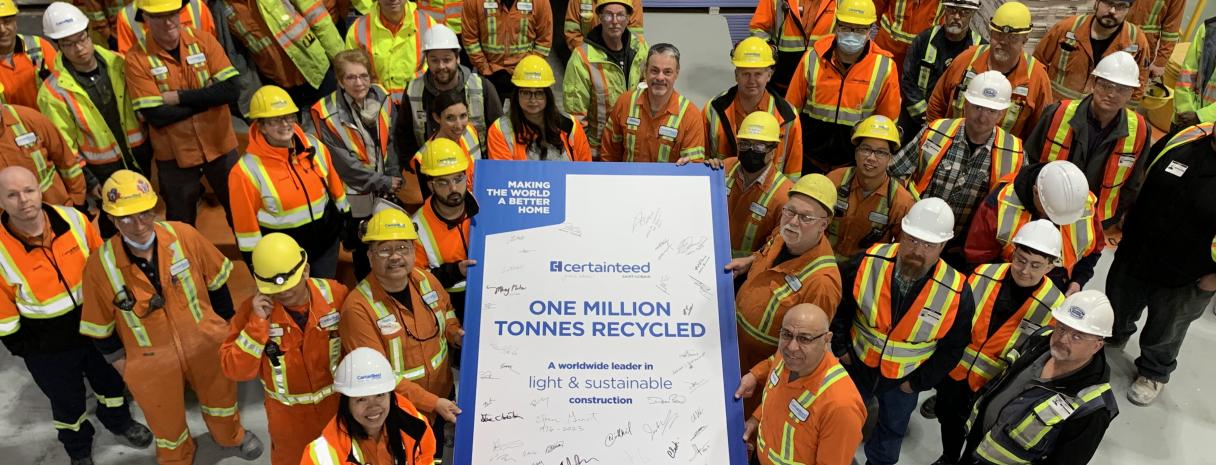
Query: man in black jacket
[
  {"left": 961, "top": 290, "right": 1118, "bottom": 465},
  {"left": 1107, "top": 122, "right": 1216, "bottom": 406},
  {"left": 830, "top": 197, "right": 975, "bottom": 465}
]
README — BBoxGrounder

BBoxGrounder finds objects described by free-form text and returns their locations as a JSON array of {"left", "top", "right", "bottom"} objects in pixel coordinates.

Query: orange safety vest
[
  {"left": 311, "top": 84, "right": 393, "bottom": 176},
  {"left": 949, "top": 263, "right": 1061, "bottom": 391},
  {"left": 850, "top": 243, "right": 965, "bottom": 379},
  {"left": 911, "top": 118, "right": 1024, "bottom": 197},
  {"left": 827, "top": 167, "right": 899, "bottom": 259},
  {"left": 0, "top": 206, "right": 95, "bottom": 334},
  {"left": 412, "top": 197, "right": 470, "bottom": 292},
  {"left": 755, "top": 356, "right": 851, "bottom": 464},
  {"left": 947, "top": 45, "right": 1041, "bottom": 133},
  {"left": 705, "top": 88, "right": 801, "bottom": 177},
  {"left": 1038, "top": 99, "right": 1148, "bottom": 221},
  {"left": 725, "top": 161, "right": 792, "bottom": 258},
  {"left": 991, "top": 184, "right": 1098, "bottom": 274},
  {"left": 752, "top": 0, "right": 837, "bottom": 53},
  {"left": 796, "top": 36, "right": 897, "bottom": 126},
  {"left": 300, "top": 393, "right": 435, "bottom": 465}
]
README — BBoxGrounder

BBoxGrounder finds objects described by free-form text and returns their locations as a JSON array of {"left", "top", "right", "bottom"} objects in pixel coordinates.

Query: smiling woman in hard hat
[
  {"left": 959, "top": 290, "right": 1118, "bottom": 465},
  {"left": 228, "top": 84, "right": 352, "bottom": 280},
  {"left": 301, "top": 347, "right": 436, "bottom": 464},
  {"left": 830, "top": 197, "right": 976, "bottom": 465},
  {"left": 487, "top": 55, "right": 592, "bottom": 161},
  {"left": 220, "top": 233, "right": 350, "bottom": 465}
]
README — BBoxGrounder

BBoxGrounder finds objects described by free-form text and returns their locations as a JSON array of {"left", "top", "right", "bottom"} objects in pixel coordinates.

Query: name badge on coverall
[
  {"left": 186, "top": 53, "right": 207, "bottom": 66},
  {"left": 170, "top": 258, "right": 190, "bottom": 276},
  {"left": 377, "top": 314, "right": 402, "bottom": 335},
  {"left": 318, "top": 311, "right": 340, "bottom": 329},
  {"left": 14, "top": 132, "right": 36, "bottom": 147},
  {"left": 518, "top": 2, "right": 533, "bottom": 11},
  {"left": 788, "top": 399, "right": 809, "bottom": 421},
  {"left": 483, "top": 1, "right": 497, "bottom": 9},
  {"left": 422, "top": 291, "right": 440, "bottom": 306},
  {"left": 658, "top": 126, "right": 679, "bottom": 139},
  {"left": 150, "top": 66, "right": 169, "bottom": 77},
  {"left": 784, "top": 274, "right": 802, "bottom": 292}
]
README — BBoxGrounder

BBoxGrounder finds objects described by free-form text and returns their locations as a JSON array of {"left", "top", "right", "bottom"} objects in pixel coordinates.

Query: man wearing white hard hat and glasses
[
  {"left": 959, "top": 289, "right": 1118, "bottom": 465},
  {"left": 891, "top": 71, "right": 1027, "bottom": 267},
  {"left": 830, "top": 197, "right": 975, "bottom": 465},
  {"left": 301, "top": 347, "right": 436, "bottom": 464},
  {"left": 1024, "top": 51, "right": 1151, "bottom": 228},
  {"left": 926, "top": 220, "right": 1066, "bottom": 465}
]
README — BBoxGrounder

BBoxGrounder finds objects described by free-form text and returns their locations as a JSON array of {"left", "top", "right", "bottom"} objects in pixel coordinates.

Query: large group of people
[{"left": 0, "top": 0, "right": 1212, "bottom": 463}]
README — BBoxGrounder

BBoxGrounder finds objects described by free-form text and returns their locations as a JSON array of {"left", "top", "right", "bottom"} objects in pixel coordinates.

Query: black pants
[
  {"left": 157, "top": 150, "right": 237, "bottom": 225},
  {"left": 23, "top": 345, "right": 134, "bottom": 459},
  {"left": 486, "top": 71, "right": 515, "bottom": 106},
  {"left": 934, "top": 377, "right": 976, "bottom": 463}
]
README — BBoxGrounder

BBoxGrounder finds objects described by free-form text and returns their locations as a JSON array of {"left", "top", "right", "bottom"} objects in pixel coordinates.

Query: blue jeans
[{"left": 853, "top": 377, "right": 920, "bottom": 465}]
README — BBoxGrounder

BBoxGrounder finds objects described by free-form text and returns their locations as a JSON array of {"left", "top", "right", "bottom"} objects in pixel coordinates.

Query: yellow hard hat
[
  {"left": 419, "top": 138, "right": 469, "bottom": 177},
  {"left": 137, "top": 0, "right": 182, "bottom": 14},
  {"left": 102, "top": 170, "right": 158, "bottom": 216},
  {"left": 789, "top": 174, "right": 837, "bottom": 214},
  {"left": 1140, "top": 80, "right": 1173, "bottom": 111},
  {"left": 362, "top": 208, "right": 418, "bottom": 243},
  {"left": 251, "top": 233, "right": 308, "bottom": 294},
  {"left": 595, "top": 0, "right": 632, "bottom": 14},
  {"left": 0, "top": 0, "right": 17, "bottom": 17},
  {"left": 511, "top": 55, "right": 555, "bottom": 88},
  {"left": 248, "top": 85, "right": 299, "bottom": 119},
  {"left": 835, "top": 0, "right": 877, "bottom": 25},
  {"left": 990, "top": 1, "right": 1032, "bottom": 34},
  {"left": 732, "top": 37, "right": 776, "bottom": 68},
  {"left": 851, "top": 115, "right": 901, "bottom": 148},
  {"left": 737, "top": 112, "right": 781, "bottom": 143}
]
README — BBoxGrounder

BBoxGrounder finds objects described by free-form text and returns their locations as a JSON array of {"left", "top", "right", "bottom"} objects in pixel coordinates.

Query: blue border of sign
[{"left": 453, "top": 160, "right": 746, "bottom": 465}]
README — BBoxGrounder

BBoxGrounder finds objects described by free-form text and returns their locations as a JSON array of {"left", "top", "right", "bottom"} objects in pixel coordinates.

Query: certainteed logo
[{"left": 548, "top": 260, "right": 651, "bottom": 274}]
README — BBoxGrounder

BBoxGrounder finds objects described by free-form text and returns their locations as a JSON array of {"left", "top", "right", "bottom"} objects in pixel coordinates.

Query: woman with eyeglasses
[
  {"left": 311, "top": 49, "right": 401, "bottom": 280},
  {"left": 300, "top": 348, "right": 435, "bottom": 465},
  {"left": 228, "top": 85, "right": 352, "bottom": 279},
  {"left": 409, "top": 90, "right": 480, "bottom": 199},
  {"left": 486, "top": 55, "right": 592, "bottom": 161}
]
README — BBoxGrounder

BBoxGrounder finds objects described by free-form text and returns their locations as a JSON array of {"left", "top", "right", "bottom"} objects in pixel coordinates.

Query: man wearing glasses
[
  {"left": 830, "top": 197, "right": 975, "bottom": 465},
  {"left": 964, "top": 161, "right": 1101, "bottom": 295},
  {"left": 959, "top": 290, "right": 1118, "bottom": 465},
  {"left": 80, "top": 169, "right": 264, "bottom": 465},
  {"left": 826, "top": 115, "right": 914, "bottom": 262},
  {"left": 924, "top": 1, "right": 1054, "bottom": 140},
  {"left": 412, "top": 138, "right": 477, "bottom": 344},
  {"left": 562, "top": 0, "right": 647, "bottom": 160},
  {"left": 900, "top": 0, "right": 984, "bottom": 144},
  {"left": 124, "top": 0, "right": 240, "bottom": 225},
  {"left": 340, "top": 208, "right": 464, "bottom": 447},
  {"left": 734, "top": 303, "right": 866, "bottom": 465},
  {"left": 0, "top": 166, "right": 152, "bottom": 465},
  {"left": 928, "top": 220, "right": 1065, "bottom": 465},
  {"left": 1033, "top": 0, "right": 1150, "bottom": 101},
  {"left": 727, "top": 173, "right": 842, "bottom": 415},
  {"left": 1023, "top": 52, "right": 1150, "bottom": 227}
]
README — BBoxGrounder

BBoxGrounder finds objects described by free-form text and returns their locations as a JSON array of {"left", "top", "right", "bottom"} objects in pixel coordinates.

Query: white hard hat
[
  {"left": 333, "top": 347, "right": 398, "bottom": 397},
  {"left": 941, "top": 0, "right": 980, "bottom": 9},
  {"left": 1035, "top": 161, "right": 1089, "bottom": 225},
  {"left": 1091, "top": 51, "right": 1140, "bottom": 88},
  {"left": 43, "top": 2, "right": 89, "bottom": 40},
  {"left": 964, "top": 70, "right": 1013, "bottom": 111},
  {"left": 423, "top": 24, "right": 461, "bottom": 52},
  {"left": 1011, "top": 219, "right": 1062, "bottom": 259},
  {"left": 1052, "top": 290, "right": 1114, "bottom": 338},
  {"left": 901, "top": 197, "right": 955, "bottom": 243}
]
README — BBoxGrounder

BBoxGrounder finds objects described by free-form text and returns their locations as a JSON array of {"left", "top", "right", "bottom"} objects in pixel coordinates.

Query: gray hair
[{"left": 646, "top": 43, "right": 681, "bottom": 70}]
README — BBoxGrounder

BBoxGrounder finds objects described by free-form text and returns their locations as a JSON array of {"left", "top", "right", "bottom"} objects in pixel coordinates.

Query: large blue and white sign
[{"left": 455, "top": 161, "right": 747, "bottom": 465}]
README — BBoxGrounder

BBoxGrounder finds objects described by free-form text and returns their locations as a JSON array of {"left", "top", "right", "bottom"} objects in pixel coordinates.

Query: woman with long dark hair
[
  {"left": 486, "top": 56, "right": 593, "bottom": 161},
  {"left": 300, "top": 348, "right": 435, "bottom": 464}
]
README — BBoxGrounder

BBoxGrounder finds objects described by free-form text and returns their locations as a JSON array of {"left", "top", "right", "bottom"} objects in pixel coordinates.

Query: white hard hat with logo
[
  {"left": 423, "top": 24, "right": 461, "bottom": 52},
  {"left": 901, "top": 197, "right": 955, "bottom": 243},
  {"left": 1091, "top": 51, "right": 1140, "bottom": 88},
  {"left": 1035, "top": 161, "right": 1089, "bottom": 225},
  {"left": 43, "top": 2, "right": 89, "bottom": 40},
  {"left": 964, "top": 70, "right": 1013, "bottom": 111},
  {"left": 1052, "top": 290, "right": 1114, "bottom": 338},
  {"left": 1012, "top": 219, "right": 1062, "bottom": 260},
  {"left": 333, "top": 347, "right": 398, "bottom": 397}
]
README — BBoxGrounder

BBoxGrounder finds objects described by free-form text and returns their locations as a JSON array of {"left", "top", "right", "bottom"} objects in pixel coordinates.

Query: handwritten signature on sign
[
  {"left": 643, "top": 410, "right": 679, "bottom": 440},
  {"left": 633, "top": 209, "right": 663, "bottom": 237}
]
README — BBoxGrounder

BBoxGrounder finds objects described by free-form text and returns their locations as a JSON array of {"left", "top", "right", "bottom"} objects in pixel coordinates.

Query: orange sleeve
[
  {"left": 1132, "top": 33, "right": 1151, "bottom": 101},
  {"left": 1153, "top": 0, "right": 1185, "bottom": 68},
  {"left": 413, "top": 240, "right": 431, "bottom": 268},
  {"left": 749, "top": 0, "right": 776, "bottom": 35},
  {"left": 124, "top": 50, "right": 162, "bottom": 107},
  {"left": 567, "top": 123, "right": 593, "bottom": 162},
  {"left": 814, "top": 391, "right": 867, "bottom": 465},
  {"left": 219, "top": 300, "right": 269, "bottom": 382},
  {"left": 83, "top": 212, "right": 103, "bottom": 251},
  {"left": 874, "top": 60, "right": 902, "bottom": 120},
  {"left": 806, "top": 271, "right": 843, "bottom": 319},
  {"left": 678, "top": 104, "right": 707, "bottom": 161},
  {"left": 563, "top": 1, "right": 585, "bottom": 51},
  {"left": 460, "top": 0, "right": 489, "bottom": 75},
  {"left": 115, "top": 15, "right": 135, "bottom": 54},
  {"left": 1019, "top": 64, "right": 1056, "bottom": 140},
  {"left": 199, "top": 31, "right": 236, "bottom": 78},
  {"left": 227, "top": 161, "right": 266, "bottom": 253},
  {"left": 599, "top": 96, "right": 626, "bottom": 162},
  {"left": 927, "top": 49, "right": 968, "bottom": 122},
  {"left": 532, "top": 0, "right": 553, "bottom": 57},
  {"left": 782, "top": 111, "right": 804, "bottom": 177},
  {"left": 1031, "top": 24, "right": 1062, "bottom": 72},
  {"left": 321, "top": 147, "right": 350, "bottom": 212},
  {"left": 0, "top": 260, "right": 20, "bottom": 336},
  {"left": 79, "top": 255, "right": 118, "bottom": 339},
  {"left": 32, "top": 109, "right": 86, "bottom": 205},
  {"left": 199, "top": 1, "right": 218, "bottom": 36},
  {"left": 38, "top": 38, "right": 58, "bottom": 69},
  {"left": 785, "top": 55, "right": 809, "bottom": 113},
  {"left": 749, "top": 355, "right": 774, "bottom": 382},
  {"left": 486, "top": 120, "right": 513, "bottom": 160}
]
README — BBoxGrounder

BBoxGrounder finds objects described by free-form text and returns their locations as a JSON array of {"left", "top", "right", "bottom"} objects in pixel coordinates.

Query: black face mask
[{"left": 738, "top": 149, "right": 768, "bottom": 173}]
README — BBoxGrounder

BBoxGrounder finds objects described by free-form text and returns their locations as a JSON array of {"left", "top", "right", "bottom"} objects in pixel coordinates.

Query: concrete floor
[{"left": 2, "top": 11, "right": 1214, "bottom": 465}]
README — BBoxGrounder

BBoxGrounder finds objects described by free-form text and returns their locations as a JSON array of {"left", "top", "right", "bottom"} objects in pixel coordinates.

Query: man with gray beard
[{"left": 898, "top": 0, "right": 984, "bottom": 144}]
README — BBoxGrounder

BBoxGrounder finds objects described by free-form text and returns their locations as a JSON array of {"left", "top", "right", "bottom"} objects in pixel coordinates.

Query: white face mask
[
  {"left": 836, "top": 31, "right": 868, "bottom": 54},
  {"left": 123, "top": 232, "right": 156, "bottom": 251}
]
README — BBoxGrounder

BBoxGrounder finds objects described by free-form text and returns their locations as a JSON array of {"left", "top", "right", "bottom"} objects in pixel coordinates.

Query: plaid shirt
[{"left": 890, "top": 121, "right": 997, "bottom": 236}]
